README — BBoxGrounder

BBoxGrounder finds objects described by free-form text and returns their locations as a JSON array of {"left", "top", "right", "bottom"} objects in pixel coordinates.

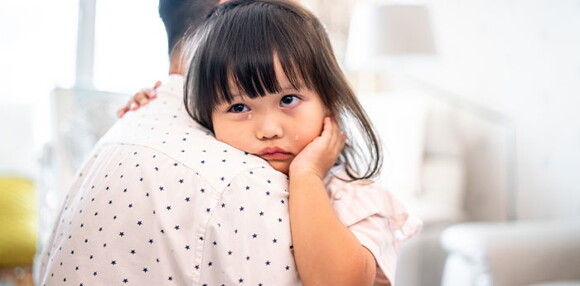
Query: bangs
[
  {"left": 184, "top": 0, "right": 383, "bottom": 181},
  {"left": 196, "top": 1, "right": 317, "bottom": 107},
  {"left": 218, "top": 51, "right": 310, "bottom": 104}
]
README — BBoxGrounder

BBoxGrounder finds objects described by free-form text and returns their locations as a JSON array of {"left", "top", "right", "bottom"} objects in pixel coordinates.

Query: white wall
[{"left": 404, "top": 0, "right": 580, "bottom": 220}]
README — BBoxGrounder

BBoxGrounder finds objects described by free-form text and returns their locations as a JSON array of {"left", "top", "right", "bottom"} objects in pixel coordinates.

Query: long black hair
[{"left": 184, "top": 0, "right": 382, "bottom": 180}]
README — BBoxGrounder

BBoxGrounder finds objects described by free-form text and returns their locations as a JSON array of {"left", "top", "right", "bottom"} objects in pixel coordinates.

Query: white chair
[
  {"left": 440, "top": 219, "right": 580, "bottom": 286},
  {"left": 361, "top": 87, "right": 513, "bottom": 286}
]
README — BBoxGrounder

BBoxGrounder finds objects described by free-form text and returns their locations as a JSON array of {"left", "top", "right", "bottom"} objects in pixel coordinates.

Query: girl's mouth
[{"left": 258, "top": 147, "right": 292, "bottom": 160}]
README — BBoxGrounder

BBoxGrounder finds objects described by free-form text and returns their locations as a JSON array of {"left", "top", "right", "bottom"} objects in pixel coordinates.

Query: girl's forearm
[{"left": 288, "top": 173, "right": 374, "bottom": 286}]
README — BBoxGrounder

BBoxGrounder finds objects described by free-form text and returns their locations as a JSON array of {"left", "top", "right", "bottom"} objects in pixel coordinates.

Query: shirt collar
[
  {"left": 167, "top": 73, "right": 185, "bottom": 87},
  {"left": 155, "top": 73, "right": 186, "bottom": 99}
]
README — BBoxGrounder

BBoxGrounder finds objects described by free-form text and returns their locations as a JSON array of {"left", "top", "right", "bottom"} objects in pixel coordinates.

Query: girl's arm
[{"left": 289, "top": 117, "right": 377, "bottom": 286}]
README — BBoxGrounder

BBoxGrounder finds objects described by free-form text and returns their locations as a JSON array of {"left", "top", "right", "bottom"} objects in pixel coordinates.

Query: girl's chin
[{"left": 268, "top": 161, "right": 290, "bottom": 175}]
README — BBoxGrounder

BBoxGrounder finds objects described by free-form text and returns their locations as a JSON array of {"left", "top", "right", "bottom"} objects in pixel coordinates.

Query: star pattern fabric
[{"left": 38, "top": 75, "right": 299, "bottom": 285}]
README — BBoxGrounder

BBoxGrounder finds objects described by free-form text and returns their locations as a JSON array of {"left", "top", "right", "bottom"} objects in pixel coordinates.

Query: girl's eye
[
  {"left": 280, "top": 95, "right": 300, "bottom": 107},
  {"left": 228, "top": 103, "right": 249, "bottom": 113}
]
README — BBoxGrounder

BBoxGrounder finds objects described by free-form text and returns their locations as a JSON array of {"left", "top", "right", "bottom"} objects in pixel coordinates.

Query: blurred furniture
[
  {"left": 360, "top": 84, "right": 513, "bottom": 286},
  {"left": 47, "top": 88, "right": 127, "bottom": 201},
  {"left": 344, "top": 4, "right": 487, "bottom": 283},
  {"left": 0, "top": 176, "right": 36, "bottom": 286},
  {"left": 440, "top": 219, "right": 580, "bottom": 286},
  {"left": 40, "top": 87, "right": 126, "bottom": 238},
  {"left": 34, "top": 87, "right": 126, "bottom": 281}
]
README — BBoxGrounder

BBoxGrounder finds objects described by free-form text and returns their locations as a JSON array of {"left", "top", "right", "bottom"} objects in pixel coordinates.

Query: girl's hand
[
  {"left": 289, "top": 117, "right": 346, "bottom": 180},
  {"left": 117, "top": 80, "right": 161, "bottom": 117}
]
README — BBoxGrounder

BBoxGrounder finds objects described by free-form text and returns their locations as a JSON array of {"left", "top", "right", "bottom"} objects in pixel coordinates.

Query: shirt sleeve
[{"left": 330, "top": 181, "right": 422, "bottom": 285}]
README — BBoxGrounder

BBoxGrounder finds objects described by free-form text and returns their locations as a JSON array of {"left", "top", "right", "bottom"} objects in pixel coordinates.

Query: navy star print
[{"left": 38, "top": 75, "right": 300, "bottom": 286}]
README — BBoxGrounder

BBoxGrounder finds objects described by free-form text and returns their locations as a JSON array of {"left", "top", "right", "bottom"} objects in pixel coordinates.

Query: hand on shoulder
[{"left": 117, "top": 80, "right": 162, "bottom": 117}]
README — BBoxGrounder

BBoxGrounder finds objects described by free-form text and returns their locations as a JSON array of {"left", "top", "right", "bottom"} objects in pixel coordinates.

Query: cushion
[{"left": 0, "top": 176, "right": 37, "bottom": 267}]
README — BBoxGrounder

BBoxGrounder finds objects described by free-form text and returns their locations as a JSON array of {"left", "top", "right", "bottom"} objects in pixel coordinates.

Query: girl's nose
[{"left": 256, "top": 115, "right": 283, "bottom": 140}]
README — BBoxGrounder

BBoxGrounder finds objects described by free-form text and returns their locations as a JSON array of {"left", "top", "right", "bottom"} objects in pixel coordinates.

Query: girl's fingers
[
  {"left": 149, "top": 81, "right": 161, "bottom": 99},
  {"left": 322, "top": 118, "right": 334, "bottom": 136},
  {"left": 137, "top": 93, "right": 149, "bottom": 106},
  {"left": 328, "top": 117, "right": 343, "bottom": 141},
  {"left": 117, "top": 107, "right": 129, "bottom": 118},
  {"left": 322, "top": 116, "right": 345, "bottom": 154},
  {"left": 145, "top": 89, "right": 157, "bottom": 99},
  {"left": 118, "top": 96, "right": 138, "bottom": 117},
  {"left": 118, "top": 81, "right": 161, "bottom": 118},
  {"left": 145, "top": 82, "right": 159, "bottom": 98}
]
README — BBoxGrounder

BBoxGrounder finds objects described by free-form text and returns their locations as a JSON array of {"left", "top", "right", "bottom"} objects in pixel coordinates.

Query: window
[
  {"left": 0, "top": 0, "right": 77, "bottom": 104},
  {"left": 93, "top": 0, "right": 169, "bottom": 93}
]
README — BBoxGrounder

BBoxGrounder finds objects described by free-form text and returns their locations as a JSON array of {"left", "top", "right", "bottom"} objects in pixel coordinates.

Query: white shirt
[{"left": 38, "top": 75, "right": 301, "bottom": 285}]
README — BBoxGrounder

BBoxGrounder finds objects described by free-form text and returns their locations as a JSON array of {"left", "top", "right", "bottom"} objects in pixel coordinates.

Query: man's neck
[
  {"left": 169, "top": 61, "right": 184, "bottom": 75},
  {"left": 169, "top": 51, "right": 185, "bottom": 75}
]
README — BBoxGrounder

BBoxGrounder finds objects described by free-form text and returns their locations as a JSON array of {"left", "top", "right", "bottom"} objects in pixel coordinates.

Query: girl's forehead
[
  {"left": 225, "top": 65, "right": 306, "bottom": 95},
  {"left": 216, "top": 54, "right": 314, "bottom": 105},
  {"left": 227, "top": 85, "right": 303, "bottom": 98}
]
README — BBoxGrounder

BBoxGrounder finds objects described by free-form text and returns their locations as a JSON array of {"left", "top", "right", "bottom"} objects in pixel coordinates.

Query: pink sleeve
[{"left": 330, "top": 181, "right": 422, "bottom": 285}]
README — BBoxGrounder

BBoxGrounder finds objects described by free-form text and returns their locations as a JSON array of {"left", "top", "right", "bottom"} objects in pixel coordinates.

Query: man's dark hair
[{"left": 159, "top": 0, "right": 220, "bottom": 56}]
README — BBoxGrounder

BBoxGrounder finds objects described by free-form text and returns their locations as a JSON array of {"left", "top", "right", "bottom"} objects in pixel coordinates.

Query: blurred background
[{"left": 1, "top": 0, "right": 579, "bottom": 285}]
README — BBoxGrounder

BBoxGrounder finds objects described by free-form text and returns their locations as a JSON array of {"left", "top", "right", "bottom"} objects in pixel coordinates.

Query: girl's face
[{"left": 211, "top": 60, "right": 328, "bottom": 174}]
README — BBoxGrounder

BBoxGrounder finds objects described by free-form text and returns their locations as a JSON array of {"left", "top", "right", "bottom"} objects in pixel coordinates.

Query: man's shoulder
[{"left": 96, "top": 113, "right": 280, "bottom": 190}]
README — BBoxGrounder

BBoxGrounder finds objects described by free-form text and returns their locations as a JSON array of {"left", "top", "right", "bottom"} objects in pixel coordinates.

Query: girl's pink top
[{"left": 324, "top": 167, "right": 423, "bottom": 285}]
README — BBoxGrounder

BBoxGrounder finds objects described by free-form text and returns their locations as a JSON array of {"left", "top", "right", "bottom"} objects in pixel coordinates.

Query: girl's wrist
[
  {"left": 289, "top": 167, "right": 325, "bottom": 181},
  {"left": 289, "top": 169, "right": 324, "bottom": 185}
]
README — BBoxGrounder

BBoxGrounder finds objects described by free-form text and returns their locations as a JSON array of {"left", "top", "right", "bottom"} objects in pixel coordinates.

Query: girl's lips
[
  {"left": 258, "top": 147, "right": 292, "bottom": 160},
  {"left": 259, "top": 152, "right": 293, "bottom": 160}
]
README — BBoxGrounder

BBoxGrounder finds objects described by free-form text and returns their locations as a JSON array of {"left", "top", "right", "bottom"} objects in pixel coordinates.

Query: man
[{"left": 38, "top": 1, "right": 300, "bottom": 285}]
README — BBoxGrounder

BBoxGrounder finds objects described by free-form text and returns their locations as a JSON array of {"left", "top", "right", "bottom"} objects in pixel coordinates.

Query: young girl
[{"left": 126, "top": 0, "right": 420, "bottom": 284}]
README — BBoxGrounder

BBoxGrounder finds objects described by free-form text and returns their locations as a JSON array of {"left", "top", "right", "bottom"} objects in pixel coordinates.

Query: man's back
[{"left": 38, "top": 75, "right": 301, "bottom": 285}]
